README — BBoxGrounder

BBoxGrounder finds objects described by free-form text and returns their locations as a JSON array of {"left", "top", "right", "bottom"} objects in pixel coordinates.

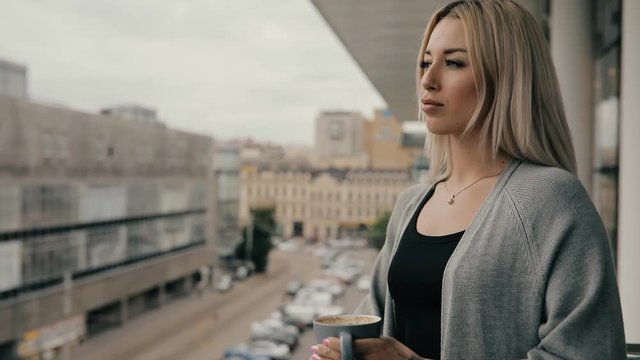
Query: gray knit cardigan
[{"left": 356, "top": 160, "right": 626, "bottom": 359}]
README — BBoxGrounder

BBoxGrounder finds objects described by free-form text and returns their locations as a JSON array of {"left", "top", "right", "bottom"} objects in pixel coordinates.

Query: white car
[
  {"left": 293, "top": 288, "right": 333, "bottom": 306},
  {"left": 215, "top": 274, "right": 233, "bottom": 293},
  {"left": 251, "top": 340, "right": 291, "bottom": 359},
  {"left": 282, "top": 303, "right": 316, "bottom": 325},
  {"left": 307, "top": 278, "right": 344, "bottom": 296},
  {"left": 251, "top": 318, "right": 300, "bottom": 337},
  {"left": 225, "top": 340, "right": 291, "bottom": 360}
]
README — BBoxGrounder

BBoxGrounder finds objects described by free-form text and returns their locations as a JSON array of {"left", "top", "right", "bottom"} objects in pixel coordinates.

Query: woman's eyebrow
[{"left": 424, "top": 48, "right": 468, "bottom": 55}]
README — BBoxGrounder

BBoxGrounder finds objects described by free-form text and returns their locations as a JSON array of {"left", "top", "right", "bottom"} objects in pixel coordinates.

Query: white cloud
[{"left": 0, "top": 0, "right": 386, "bottom": 145}]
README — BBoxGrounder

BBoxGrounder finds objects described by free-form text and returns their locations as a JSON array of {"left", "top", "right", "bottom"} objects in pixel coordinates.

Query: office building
[
  {"left": 0, "top": 93, "right": 215, "bottom": 359},
  {"left": 314, "top": 111, "right": 368, "bottom": 169},
  {"left": 214, "top": 142, "right": 242, "bottom": 257},
  {"left": 0, "top": 58, "right": 27, "bottom": 100}
]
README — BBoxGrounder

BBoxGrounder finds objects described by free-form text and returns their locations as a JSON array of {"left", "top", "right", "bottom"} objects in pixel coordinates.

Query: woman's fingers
[
  {"left": 353, "top": 337, "right": 382, "bottom": 356},
  {"left": 354, "top": 337, "right": 421, "bottom": 359},
  {"left": 311, "top": 337, "right": 341, "bottom": 360},
  {"left": 324, "top": 337, "right": 341, "bottom": 351}
]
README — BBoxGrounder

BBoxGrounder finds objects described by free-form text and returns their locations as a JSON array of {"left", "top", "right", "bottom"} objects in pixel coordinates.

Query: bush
[
  {"left": 235, "top": 207, "right": 276, "bottom": 273},
  {"left": 368, "top": 212, "right": 391, "bottom": 250}
]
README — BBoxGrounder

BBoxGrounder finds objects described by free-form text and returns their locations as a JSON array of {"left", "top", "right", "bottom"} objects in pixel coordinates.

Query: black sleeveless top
[{"left": 388, "top": 187, "right": 464, "bottom": 359}]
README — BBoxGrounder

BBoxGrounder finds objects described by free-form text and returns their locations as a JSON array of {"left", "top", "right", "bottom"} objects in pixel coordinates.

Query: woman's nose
[{"left": 422, "top": 68, "right": 440, "bottom": 91}]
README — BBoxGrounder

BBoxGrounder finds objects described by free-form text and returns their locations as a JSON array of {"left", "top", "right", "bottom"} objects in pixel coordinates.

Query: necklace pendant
[{"left": 447, "top": 194, "right": 455, "bottom": 204}]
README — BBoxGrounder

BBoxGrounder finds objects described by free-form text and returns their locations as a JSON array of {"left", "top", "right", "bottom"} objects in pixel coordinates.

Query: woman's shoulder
[
  {"left": 506, "top": 162, "right": 586, "bottom": 202},
  {"left": 504, "top": 162, "right": 596, "bottom": 225}
]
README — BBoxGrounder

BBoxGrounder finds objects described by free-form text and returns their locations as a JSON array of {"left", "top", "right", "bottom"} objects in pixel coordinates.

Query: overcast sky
[{"left": 0, "top": 0, "right": 386, "bottom": 145}]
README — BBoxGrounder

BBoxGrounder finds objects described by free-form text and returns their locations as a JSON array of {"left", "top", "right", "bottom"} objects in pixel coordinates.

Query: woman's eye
[
  {"left": 419, "top": 60, "right": 432, "bottom": 69},
  {"left": 446, "top": 59, "right": 465, "bottom": 68}
]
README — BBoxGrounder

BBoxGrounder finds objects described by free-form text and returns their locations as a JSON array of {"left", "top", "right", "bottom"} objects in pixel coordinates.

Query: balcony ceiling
[{"left": 309, "top": 0, "right": 450, "bottom": 122}]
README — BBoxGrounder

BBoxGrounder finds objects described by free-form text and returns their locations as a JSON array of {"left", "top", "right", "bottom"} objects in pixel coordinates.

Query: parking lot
[
  {"left": 71, "top": 244, "right": 378, "bottom": 360},
  {"left": 220, "top": 244, "right": 379, "bottom": 360}
]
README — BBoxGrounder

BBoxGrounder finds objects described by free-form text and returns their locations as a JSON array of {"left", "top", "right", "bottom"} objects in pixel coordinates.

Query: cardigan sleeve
[{"left": 523, "top": 175, "right": 626, "bottom": 359}]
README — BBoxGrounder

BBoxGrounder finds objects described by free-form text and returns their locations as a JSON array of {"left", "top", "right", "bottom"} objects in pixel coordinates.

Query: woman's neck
[{"left": 447, "top": 134, "right": 511, "bottom": 184}]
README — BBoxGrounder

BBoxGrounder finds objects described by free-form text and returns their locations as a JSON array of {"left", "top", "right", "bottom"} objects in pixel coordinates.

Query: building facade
[
  {"left": 314, "top": 111, "right": 368, "bottom": 168},
  {"left": 239, "top": 166, "right": 411, "bottom": 241},
  {"left": 0, "top": 59, "right": 27, "bottom": 100},
  {"left": 0, "top": 94, "right": 215, "bottom": 359},
  {"left": 214, "top": 142, "right": 242, "bottom": 257},
  {"left": 364, "top": 109, "right": 424, "bottom": 170}
]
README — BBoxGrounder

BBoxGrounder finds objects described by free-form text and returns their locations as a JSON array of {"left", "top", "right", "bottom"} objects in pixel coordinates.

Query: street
[{"left": 71, "top": 247, "right": 378, "bottom": 360}]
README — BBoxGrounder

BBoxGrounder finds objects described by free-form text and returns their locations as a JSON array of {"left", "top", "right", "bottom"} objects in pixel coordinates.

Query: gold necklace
[{"left": 443, "top": 171, "right": 503, "bottom": 205}]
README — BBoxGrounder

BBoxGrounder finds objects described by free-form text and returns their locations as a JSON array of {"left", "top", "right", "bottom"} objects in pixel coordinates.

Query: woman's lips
[{"left": 421, "top": 99, "right": 444, "bottom": 113}]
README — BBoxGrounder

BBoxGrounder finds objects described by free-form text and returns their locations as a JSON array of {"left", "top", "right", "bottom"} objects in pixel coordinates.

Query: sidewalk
[{"left": 71, "top": 288, "right": 221, "bottom": 360}]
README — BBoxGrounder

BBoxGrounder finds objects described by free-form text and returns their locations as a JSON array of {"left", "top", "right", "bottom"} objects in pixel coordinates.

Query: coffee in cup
[{"left": 313, "top": 314, "right": 382, "bottom": 360}]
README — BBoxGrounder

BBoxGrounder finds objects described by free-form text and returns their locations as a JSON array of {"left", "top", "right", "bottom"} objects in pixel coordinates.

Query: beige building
[
  {"left": 364, "top": 109, "right": 423, "bottom": 170},
  {"left": 239, "top": 166, "right": 411, "bottom": 241},
  {"left": 0, "top": 92, "right": 215, "bottom": 358},
  {"left": 239, "top": 109, "right": 423, "bottom": 243},
  {"left": 314, "top": 109, "right": 425, "bottom": 171}
]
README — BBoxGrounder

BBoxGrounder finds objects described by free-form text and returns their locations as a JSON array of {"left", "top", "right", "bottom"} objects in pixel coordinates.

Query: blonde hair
[{"left": 417, "top": 0, "right": 577, "bottom": 181}]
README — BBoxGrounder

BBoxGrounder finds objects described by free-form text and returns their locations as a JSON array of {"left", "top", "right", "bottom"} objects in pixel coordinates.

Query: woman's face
[{"left": 420, "top": 17, "right": 478, "bottom": 136}]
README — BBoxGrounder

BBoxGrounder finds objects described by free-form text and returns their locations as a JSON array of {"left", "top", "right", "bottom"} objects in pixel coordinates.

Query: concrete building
[
  {"left": 310, "top": 0, "right": 639, "bottom": 351},
  {"left": 0, "top": 58, "right": 27, "bottom": 100},
  {"left": 213, "top": 142, "right": 242, "bottom": 257},
  {"left": 0, "top": 94, "right": 215, "bottom": 359},
  {"left": 314, "top": 111, "right": 368, "bottom": 168},
  {"left": 239, "top": 166, "right": 410, "bottom": 241},
  {"left": 100, "top": 104, "right": 158, "bottom": 124},
  {"left": 237, "top": 139, "right": 311, "bottom": 171}
]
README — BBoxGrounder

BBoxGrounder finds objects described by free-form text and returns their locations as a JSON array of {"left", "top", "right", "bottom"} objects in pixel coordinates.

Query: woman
[{"left": 310, "top": 1, "right": 626, "bottom": 359}]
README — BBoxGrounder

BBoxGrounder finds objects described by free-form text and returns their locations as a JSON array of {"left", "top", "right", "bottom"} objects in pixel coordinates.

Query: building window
[
  {"left": 329, "top": 120, "right": 345, "bottom": 140},
  {"left": 107, "top": 145, "right": 115, "bottom": 158},
  {"left": 41, "top": 132, "right": 52, "bottom": 160}
]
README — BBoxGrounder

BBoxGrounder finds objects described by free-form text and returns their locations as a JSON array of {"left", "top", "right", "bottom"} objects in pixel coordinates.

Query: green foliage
[
  {"left": 368, "top": 211, "right": 391, "bottom": 250},
  {"left": 234, "top": 207, "right": 276, "bottom": 273}
]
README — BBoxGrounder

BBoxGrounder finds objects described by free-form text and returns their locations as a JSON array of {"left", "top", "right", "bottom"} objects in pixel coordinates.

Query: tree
[
  {"left": 368, "top": 211, "right": 391, "bottom": 250},
  {"left": 235, "top": 207, "right": 276, "bottom": 273}
]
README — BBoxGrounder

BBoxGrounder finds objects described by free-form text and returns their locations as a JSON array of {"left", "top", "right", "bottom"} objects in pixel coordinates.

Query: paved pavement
[{"left": 70, "top": 247, "right": 379, "bottom": 360}]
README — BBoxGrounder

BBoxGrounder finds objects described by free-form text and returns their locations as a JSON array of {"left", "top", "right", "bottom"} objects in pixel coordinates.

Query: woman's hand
[{"left": 309, "top": 336, "right": 427, "bottom": 360}]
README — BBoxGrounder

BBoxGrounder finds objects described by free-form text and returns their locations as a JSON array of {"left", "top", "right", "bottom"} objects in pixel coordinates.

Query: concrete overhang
[
  {"left": 309, "top": 0, "right": 450, "bottom": 122},
  {"left": 309, "top": 0, "right": 544, "bottom": 122}
]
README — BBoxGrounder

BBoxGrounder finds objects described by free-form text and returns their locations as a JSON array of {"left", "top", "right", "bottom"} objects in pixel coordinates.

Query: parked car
[
  {"left": 307, "top": 278, "right": 344, "bottom": 297},
  {"left": 293, "top": 288, "right": 333, "bottom": 307},
  {"left": 248, "top": 340, "right": 291, "bottom": 360},
  {"left": 251, "top": 318, "right": 300, "bottom": 337},
  {"left": 216, "top": 274, "right": 233, "bottom": 293},
  {"left": 223, "top": 343, "right": 271, "bottom": 360},
  {"left": 282, "top": 304, "right": 315, "bottom": 326},
  {"left": 235, "top": 265, "right": 250, "bottom": 280},
  {"left": 251, "top": 331, "right": 298, "bottom": 351},
  {"left": 271, "top": 309, "right": 306, "bottom": 331},
  {"left": 224, "top": 353, "right": 269, "bottom": 360},
  {"left": 285, "top": 280, "right": 303, "bottom": 297}
]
